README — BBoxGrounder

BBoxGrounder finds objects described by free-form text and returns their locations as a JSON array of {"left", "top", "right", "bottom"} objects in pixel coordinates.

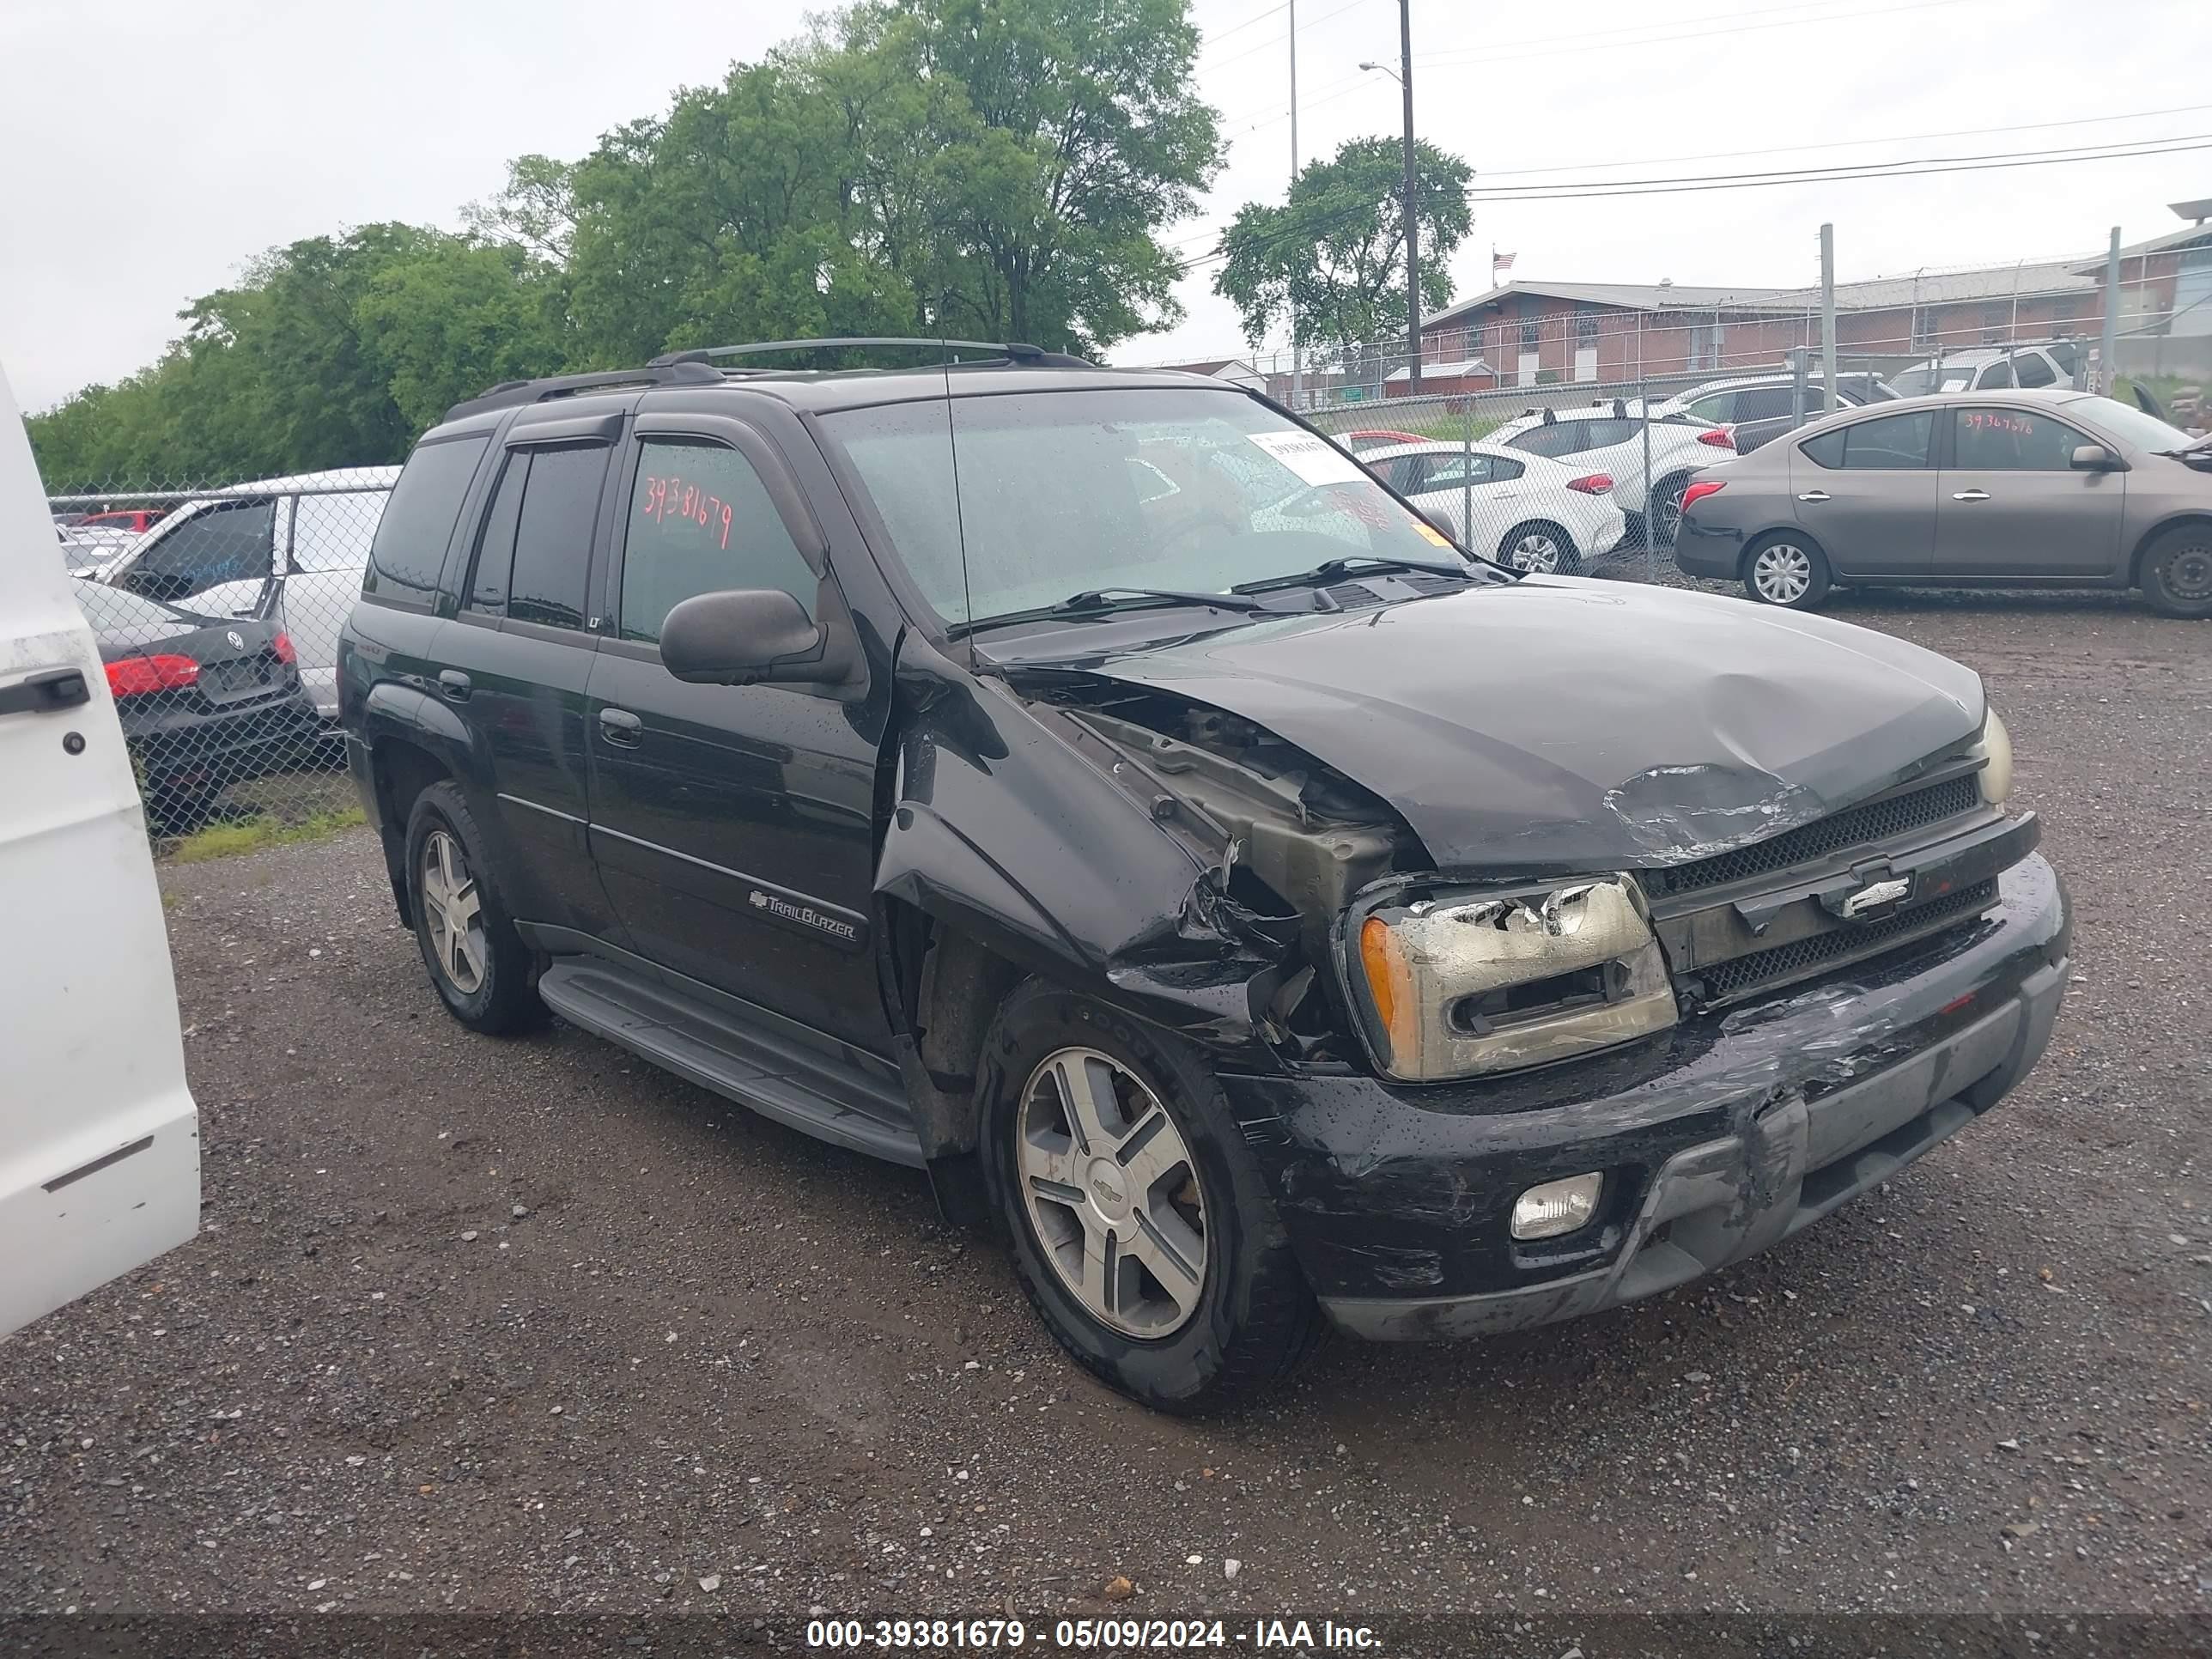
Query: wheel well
[
  {"left": 878, "top": 900, "right": 1026, "bottom": 1223},
  {"left": 368, "top": 738, "right": 451, "bottom": 925},
  {"left": 1498, "top": 517, "right": 1574, "bottom": 552},
  {"left": 2130, "top": 514, "right": 2212, "bottom": 585}
]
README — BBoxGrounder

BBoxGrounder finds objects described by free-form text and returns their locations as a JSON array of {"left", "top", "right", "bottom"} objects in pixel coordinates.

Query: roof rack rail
[
  {"left": 445, "top": 360, "right": 724, "bottom": 422},
  {"left": 648, "top": 337, "right": 1093, "bottom": 369}
]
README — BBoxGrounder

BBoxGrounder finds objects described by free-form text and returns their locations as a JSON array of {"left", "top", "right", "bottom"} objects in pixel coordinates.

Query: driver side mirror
[
  {"left": 2069, "top": 444, "right": 2120, "bottom": 471},
  {"left": 659, "top": 588, "right": 853, "bottom": 687}
]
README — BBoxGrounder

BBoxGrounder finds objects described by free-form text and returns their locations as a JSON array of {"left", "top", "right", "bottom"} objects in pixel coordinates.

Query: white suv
[
  {"left": 1889, "top": 343, "right": 2082, "bottom": 398},
  {"left": 0, "top": 363, "right": 200, "bottom": 1337},
  {"left": 1486, "top": 403, "right": 1734, "bottom": 547}
]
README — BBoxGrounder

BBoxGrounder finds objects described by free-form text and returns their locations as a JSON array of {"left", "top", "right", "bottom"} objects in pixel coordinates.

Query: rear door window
[
  {"left": 507, "top": 444, "right": 610, "bottom": 630},
  {"left": 1734, "top": 386, "right": 1796, "bottom": 422},
  {"left": 464, "top": 452, "right": 530, "bottom": 615},
  {"left": 618, "top": 438, "right": 817, "bottom": 644},
  {"left": 367, "top": 434, "right": 489, "bottom": 602},
  {"left": 2010, "top": 352, "right": 2056, "bottom": 389},
  {"left": 289, "top": 489, "right": 388, "bottom": 574},
  {"left": 1685, "top": 392, "right": 1736, "bottom": 423},
  {"left": 1841, "top": 409, "right": 1935, "bottom": 469}
]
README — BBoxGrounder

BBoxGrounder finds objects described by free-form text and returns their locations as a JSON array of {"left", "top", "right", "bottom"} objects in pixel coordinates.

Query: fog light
[{"left": 1511, "top": 1172, "right": 1603, "bottom": 1241}]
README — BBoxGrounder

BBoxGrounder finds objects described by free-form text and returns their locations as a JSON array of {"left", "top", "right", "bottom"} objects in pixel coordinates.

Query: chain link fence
[{"left": 50, "top": 469, "right": 396, "bottom": 847}]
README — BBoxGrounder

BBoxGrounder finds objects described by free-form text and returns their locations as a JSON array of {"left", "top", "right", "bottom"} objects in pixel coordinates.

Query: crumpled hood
[{"left": 1008, "top": 578, "right": 1986, "bottom": 874}]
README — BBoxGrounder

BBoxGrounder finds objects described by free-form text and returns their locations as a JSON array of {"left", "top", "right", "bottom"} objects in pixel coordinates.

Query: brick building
[{"left": 1401, "top": 204, "right": 2212, "bottom": 395}]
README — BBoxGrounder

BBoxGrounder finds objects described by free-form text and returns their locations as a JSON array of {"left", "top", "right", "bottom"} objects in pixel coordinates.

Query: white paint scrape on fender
[{"left": 0, "top": 362, "right": 200, "bottom": 1337}]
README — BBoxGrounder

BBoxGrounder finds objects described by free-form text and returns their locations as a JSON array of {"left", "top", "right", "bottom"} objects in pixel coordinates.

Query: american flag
[{"left": 1492, "top": 247, "right": 1516, "bottom": 276}]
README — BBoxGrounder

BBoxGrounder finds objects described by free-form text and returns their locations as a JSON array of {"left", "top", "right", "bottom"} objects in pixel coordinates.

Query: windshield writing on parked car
[{"left": 823, "top": 388, "right": 1477, "bottom": 627}]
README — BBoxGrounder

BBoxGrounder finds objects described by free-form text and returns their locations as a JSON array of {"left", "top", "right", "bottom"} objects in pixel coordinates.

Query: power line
[
  {"left": 1162, "top": 135, "right": 2212, "bottom": 278},
  {"left": 1199, "top": 0, "right": 1364, "bottom": 76},
  {"left": 1462, "top": 135, "right": 2212, "bottom": 202},
  {"left": 1468, "top": 103, "right": 2212, "bottom": 179},
  {"left": 1194, "top": 0, "right": 1288, "bottom": 60}
]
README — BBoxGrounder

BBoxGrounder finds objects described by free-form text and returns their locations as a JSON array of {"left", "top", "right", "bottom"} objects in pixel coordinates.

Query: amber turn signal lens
[{"left": 1358, "top": 916, "right": 1414, "bottom": 1062}]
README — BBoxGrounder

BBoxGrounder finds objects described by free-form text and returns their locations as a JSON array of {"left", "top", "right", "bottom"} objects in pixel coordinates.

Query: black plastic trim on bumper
[
  {"left": 1322, "top": 950, "right": 2065, "bottom": 1340},
  {"left": 1220, "top": 855, "right": 2069, "bottom": 1326}
]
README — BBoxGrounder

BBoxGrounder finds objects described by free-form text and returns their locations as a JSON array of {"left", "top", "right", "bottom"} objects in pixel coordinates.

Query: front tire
[
  {"left": 977, "top": 979, "right": 1322, "bottom": 1414},
  {"left": 404, "top": 781, "right": 544, "bottom": 1035},
  {"left": 1742, "top": 532, "right": 1832, "bottom": 608},
  {"left": 2138, "top": 524, "right": 2212, "bottom": 618},
  {"left": 1498, "top": 520, "right": 1580, "bottom": 574}
]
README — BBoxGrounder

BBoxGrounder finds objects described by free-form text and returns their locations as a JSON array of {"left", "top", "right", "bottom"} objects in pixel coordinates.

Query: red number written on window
[{"left": 636, "top": 473, "right": 733, "bottom": 550}]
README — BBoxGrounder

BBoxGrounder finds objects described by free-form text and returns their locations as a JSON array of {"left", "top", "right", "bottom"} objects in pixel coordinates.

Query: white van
[
  {"left": 0, "top": 363, "right": 200, "bottom": 1337},
  {"left": 94, "top": 466, "right": 399, "bottom": 718}
]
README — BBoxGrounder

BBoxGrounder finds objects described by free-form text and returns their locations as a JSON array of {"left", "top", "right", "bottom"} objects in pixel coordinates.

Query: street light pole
[
  {"left": 1398, "top": 0, "right": 1420, "bottom": 393},
  {"left": 1289, "top": 0, "right": 1302, "bottom": 412}
]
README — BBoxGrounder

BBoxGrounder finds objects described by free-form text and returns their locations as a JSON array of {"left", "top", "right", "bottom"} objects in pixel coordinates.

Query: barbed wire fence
[{"left": 40, "top": 240, "right": 2209, "bottom": 849}]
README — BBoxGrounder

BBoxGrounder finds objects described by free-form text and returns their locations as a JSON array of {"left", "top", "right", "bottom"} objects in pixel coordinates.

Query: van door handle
[
  {"left": 0, "top": 666, "right": 90, "bottom": 717},
  {"left": 1796, "top": 490, "right": 1831, "bottom": 502},
  {"left": 1952, "top": 489, "right": 1991, "bottom": 501},
  {"left": 438, "top": 670, "right": 472, "bottom": 702},
  {"left": 599, "top": 707, "right": 642, "bottom": 747}
]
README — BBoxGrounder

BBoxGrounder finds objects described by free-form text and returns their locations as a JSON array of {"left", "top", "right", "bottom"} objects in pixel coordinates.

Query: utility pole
[
  {"left": 1819, "top": 222, "right": 1838, "bottom": 413},
  {"left": 1399, "top": 0, "right": 1420, "bottom": 393},
  {"left": 2099, "top": 225, "right": 2121, "bottom": 394},
  {"left": 1289, "top": 0, "right": 1302, "bottom": 412}
]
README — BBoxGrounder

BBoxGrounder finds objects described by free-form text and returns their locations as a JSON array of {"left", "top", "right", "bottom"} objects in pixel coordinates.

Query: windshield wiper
[
  {"left": 1048, "top": 586, "right": 1268, "bottom": 616},
  {"left": 951, "top": 586, "right": 1267, "bottom": 637},
  {"left": 1231, "top": 554, "right": 1476, "bottom": 595}
]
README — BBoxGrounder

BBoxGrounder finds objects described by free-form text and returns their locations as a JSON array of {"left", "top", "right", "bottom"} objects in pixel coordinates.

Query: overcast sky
[{"left": 3, "top": 0, "right": 2205, "bottom": 409}]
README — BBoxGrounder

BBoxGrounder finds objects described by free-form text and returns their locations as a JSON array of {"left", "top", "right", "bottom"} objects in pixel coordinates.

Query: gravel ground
[{"left": 3, "top": 582, "right": 2208, "bottom": 1637}]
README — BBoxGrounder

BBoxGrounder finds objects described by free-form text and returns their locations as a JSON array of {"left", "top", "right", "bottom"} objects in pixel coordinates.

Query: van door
[{"left": 0, "top": 368, "right": 199, "bottom": 1338}]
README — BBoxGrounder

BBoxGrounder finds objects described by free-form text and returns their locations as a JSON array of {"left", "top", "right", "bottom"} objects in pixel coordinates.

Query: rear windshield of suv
[{"left": 822, "top": 389, "right": 1474, "bottom": 627}]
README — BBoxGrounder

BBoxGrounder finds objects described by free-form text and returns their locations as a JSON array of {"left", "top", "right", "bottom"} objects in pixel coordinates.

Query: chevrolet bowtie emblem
[{"left": 1840, "top": 876, "right": 1911, "bottom": 918}]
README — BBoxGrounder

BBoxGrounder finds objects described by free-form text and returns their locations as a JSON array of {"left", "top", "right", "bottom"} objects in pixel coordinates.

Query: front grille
[
  {"left": 1641, "top": 774, "right": 1981, "bottom": 901},
  {"left": 1697, "top": 877, "right": 1998, "bottom": 1001}
]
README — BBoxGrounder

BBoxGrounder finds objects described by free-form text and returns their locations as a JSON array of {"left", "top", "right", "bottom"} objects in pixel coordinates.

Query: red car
[{"left": 78, "top": 507, "right": 168, "bottom": 536}]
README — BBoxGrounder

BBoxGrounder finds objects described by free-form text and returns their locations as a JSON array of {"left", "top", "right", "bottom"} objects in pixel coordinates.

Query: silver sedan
[{"left": 1674, "top": 389, "right": 2212, "bottom": 617}]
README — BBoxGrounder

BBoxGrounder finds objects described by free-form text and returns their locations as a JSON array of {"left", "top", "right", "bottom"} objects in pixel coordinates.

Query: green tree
[{"left": 1212, "top": 137, "right": 1474, "bottom": 357}]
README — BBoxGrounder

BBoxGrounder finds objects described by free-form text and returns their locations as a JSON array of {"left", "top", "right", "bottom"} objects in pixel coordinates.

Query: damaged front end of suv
[{"left": 873, "top": 575, "right": 2067, "bottom": 1353}]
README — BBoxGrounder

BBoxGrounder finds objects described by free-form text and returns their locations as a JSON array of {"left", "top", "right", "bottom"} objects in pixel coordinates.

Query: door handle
[
  {"left": 0, "top": 665, "right": 90, "bottom": 717},
  {"left": 438, "top": 670, "right": 472, "bottom": 702},
  {"left": 1952, "top": 489, "right": 1991, "bottom": 501},
  {"left": 1796, "top": 490, "right": 1831, "bottom": 502},
  {"left": 598, "top": 707, "right": 642, "bottom": 747}
]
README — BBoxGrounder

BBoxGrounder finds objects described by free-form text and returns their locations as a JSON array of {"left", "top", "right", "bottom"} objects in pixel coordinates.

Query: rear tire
[
  {"left": 1498, "top": 520, "right": 1580, "bottom": 575},
  {"left": 2137, "top": 524, "right": 2212, "bottom": 619},
  {"left": 404, "top": 781, "right": 544, "bottom": 1035},
  {"left": 977, "top": 979, "right": 1322, "bottom": 1414},
  {"left": 1650, "top": 471, "right": 1694, "bottom": 547},
  {"left": 1741, "top": 532, "right": 1832, "bottom": 608}
]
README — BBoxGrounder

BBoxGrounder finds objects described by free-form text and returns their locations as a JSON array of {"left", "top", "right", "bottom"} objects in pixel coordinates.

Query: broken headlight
[
  {"left": 1350, "top": 877, "right": 1677, "bottom": 1081},
  {"left": 1971, "top": 708, "right": 2013, "bottom": 806}
]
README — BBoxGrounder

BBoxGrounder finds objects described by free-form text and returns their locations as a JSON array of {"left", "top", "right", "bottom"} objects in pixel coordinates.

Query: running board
[{"left": 537, "top": 961, "right": 925, "bottom": 1168}]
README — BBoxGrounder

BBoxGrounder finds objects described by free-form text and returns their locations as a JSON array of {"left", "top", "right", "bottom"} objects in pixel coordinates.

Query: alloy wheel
[
  {"left": 420, "top": 828, "right": 488, "bottom": 995},
  {"left": 1014, "top": 1047, "right": 1207, "bottom": 1339},
  {"left": 1507, "top": 531, "right": 1564, "bottom": 573},
  {"left": 1752, "top": 542, "right": 1814, "bottom": 604}
]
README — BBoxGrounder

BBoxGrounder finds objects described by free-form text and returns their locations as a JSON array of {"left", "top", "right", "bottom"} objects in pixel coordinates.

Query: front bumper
[{"left": 1221, "top": 855, "right": 2069, "bottom": 1340}]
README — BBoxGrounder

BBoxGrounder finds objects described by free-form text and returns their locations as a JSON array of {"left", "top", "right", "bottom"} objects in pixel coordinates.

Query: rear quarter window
[{"left": 365, "top": 435, "right": 489, "bottom": 603}]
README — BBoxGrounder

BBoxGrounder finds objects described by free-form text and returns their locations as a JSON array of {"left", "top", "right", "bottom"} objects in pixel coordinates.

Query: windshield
[
  {"left": 822, "top": 387, "right": 1474, "bottom": 628},
  {"left": 2078, "top": 395, "right": 2199, "bottom": 453}
]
